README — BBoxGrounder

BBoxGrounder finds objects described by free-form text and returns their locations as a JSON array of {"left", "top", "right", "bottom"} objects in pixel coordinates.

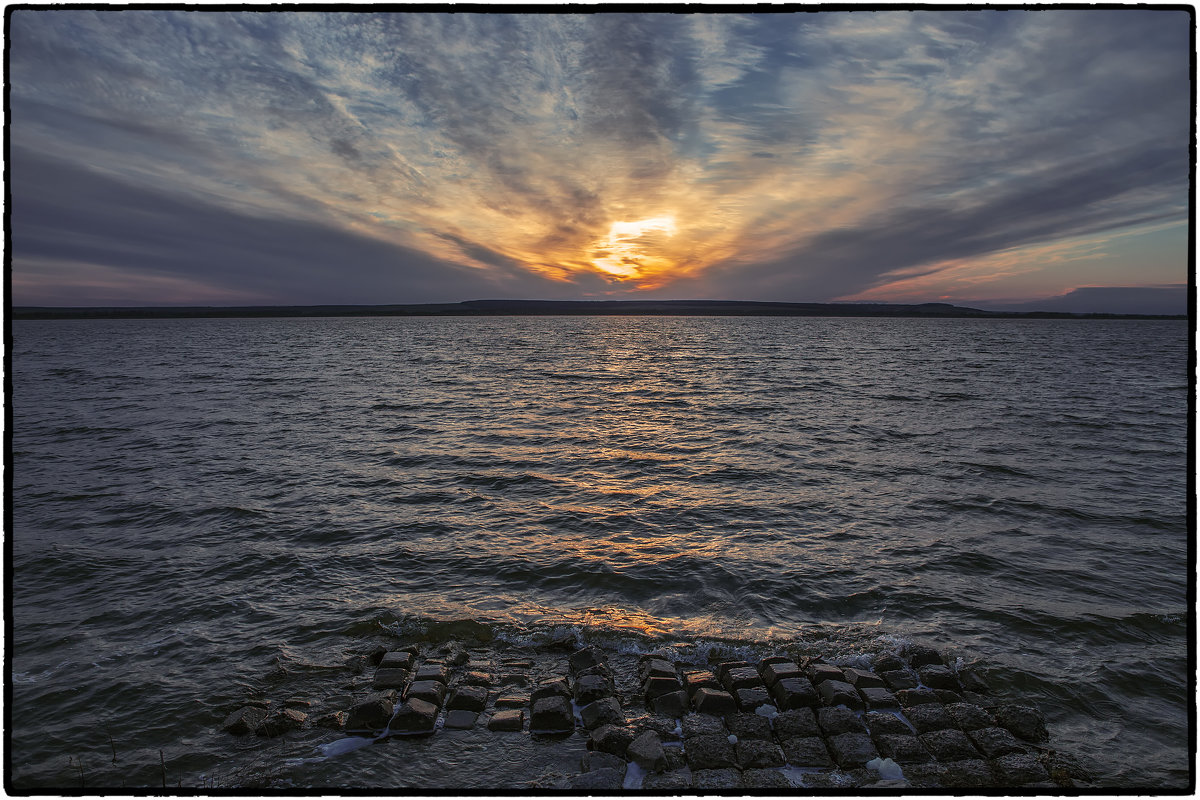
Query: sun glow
[{"left": 590, "top": 216, "right": 678, "bottom": 281}]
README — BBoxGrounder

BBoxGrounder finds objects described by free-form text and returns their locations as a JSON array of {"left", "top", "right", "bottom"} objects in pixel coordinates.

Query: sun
[{"left": 590, "top": 216, "right": 677, "bottom": 280}]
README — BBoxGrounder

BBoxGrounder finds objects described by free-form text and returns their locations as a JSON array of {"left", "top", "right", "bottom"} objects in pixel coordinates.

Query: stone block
[
  {"left": 378, "top": 651, "right": 414, "bottom": 670},
  {"left": 642, "top": 771, "right": 691, "bottom": 790},
  {"left": 569, "top": 768, "right": 623, "bottom": 790},
  {"left": 939, "top": 759, "right": 994, "bottom": 788},
  {"left": 446, "top": 685, "right": 487, "bottom": 712},
  {"left": 493, "top": 694, "right": 527, "bottom": 708},
  {"left": 992, "top": 704, "right": 1049, "bottom": 743},
  {"left": 864, "top": 710, "right": 913, "bottom": 735},
  {"left": 714, "top": 660, "right": 751, "bottom": 682},
  {"left": 573, "top": 673, "right": 610, "bottom": 705},
  {"left": 743, "top": 768, "right": 794, "bottom": 789},
  {"left": 859, "top": 686, "right": 899, "bottom": 709},
  {"left": 843, "top": 668, "right": 885, "bottom": 688},
  {"left": 873, "top": 654, "right": 905, "bottom": 672},
  {"left": 580, "top": 697, "right": 623, "bottom": 729},
  {"left": 691, "top": 768, "right": 744, "bottom": 789},
  {"left": 818, "top": 705, "right": 867, "bottom": 736},
  {"left": 905, "top": 645, "right": 943, "bottom": 668},
  {"left": 590, "top": 724, "right": 636, "bottom": 755},
  {"left": 682, "top": 713, "right": 727, "bottom": 738},
  {"left": 807, "top": 663, "right": 845, "bottom": 685},
  {"left": 644, "top": 675, "right": 682, "bottom": 700},
  {"left": 530, "top": 695, "right": 575, "bottom": 732},
  {"left": 414, "top": 662, "right": 450, "bottom": 684},
  {"left": 388, "top": 698, "right": 437, "bottom": 735},
  {"left": 726, "top": 711, "right": 772, "bottom": 740},
  {"left": 736, "top": 739, "right": 785, "bottom": 769},
  {"left": 682, "top": 670, "right": 719, "bottom": 696},
  {"left": 958, "top": 668, "right": 990, "bottom": 694},
  {"left": 874, "top": 734, "right": 933, "bottom": 764},
  {"left": 582, "top": 750, "right": 626, "bottom": 773},
  {"left": 919, "top": 729, "right": 980, "bottom": 761},
  {"left": 345, "top": 693, "right": 396, "bottom": 732},
  {"left": 896, "top": 688, "right": 940, "bottom": 707},
  {"left": 945, "top": 702, "right": 995, "bottom": 731},
  {"left": 651, "top": 690, "right": 689, "bottom": 718},
  {"left": 774, "top": 707, "right": 819, "bottom": 738},
  {"left": 779, "top": 735, "right": 833, "bottom": 768},
  {"left": 314, "top": 711, "right": 348, "bottom": 730},
  {"left": 905, "top": 703, "right": 953, "bottom": 733},
  {"left": 771, "top": 676, "right": 819, "bottom": 710},
  {"left": 443, "top": 709, "right": 478, "bottom": 729},
  {"left": 735, "top": 686, "right": 771, "bottom": 711},
  {"left": 880, "top": 669, "right": 918, "bottom": 690},
  {"left": 917, "top": 664, "right": 961, "bottom": 691},
  {"left": 531, "top": 677, "right": 570, "bottom": 703},
  {"left": 991, "top": 753, "right": 1051, "bottom": 786},
  {"left": 372, "top": 668, "right": 409, "bottom": 689},
  {"left": 934, "top": 689, "right": 964, "bottom": 705},
  {"left": 257, "top": 708, "right": 307, "bottom": 737},
  {"left": 817, "top": 679, "right": 863, "bottom": 709},
  {"left": 684, "top": 734, "right": 736, "bottom": 770},
  {"left": 627, "top": 730, "right": 667, "bottom": 771},
  {"left": 968, "top": 726, "right": 1026, "bottom": 758},
  {"left": 222, "top": 706, "right": 266, "bottom": 736},
  {"left": 827, "top": 732, "right": 879, "bottom": 767},
  {"left": 569, "top": 645, "right": 606, "bottom": 674},
  {"left": 692, "top": 687, "right": 736, "bottom": 716},
  {"left": 405, "top": 679, "right": 446, "bottom": 707},
  {"left": 486, "top": 708, "right": 524, "bottom": 731},
  {"left": 459, "top": 670, "right": 491, "bottom": 686},
  {"left": 722, "top": 666, "right": 764, "bottom": 693},
  {"left": 663, "top": 745, "right": 687, "bottom": 770},
  {"left": 639, "top": 658, "right": 675, "bottom": 681},
  {"left": 901, "top": 762, "right": 944, "bottom": 788},
  {"left": 761, "top": 660, "right": 804, "bottom": 686}
]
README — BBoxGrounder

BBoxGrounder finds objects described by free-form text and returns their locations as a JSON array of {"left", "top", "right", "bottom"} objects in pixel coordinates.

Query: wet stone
[
  {"left": 446, "top": 685, "right": 488, "bottom": 712},
  {"left": 722, "top": 666, "right": 764, "bottom": 693},
  {"left": 580, "top": 697, "right": 623, "bottom": 729},
  {"left": 388, "top": 699, "right": 437, "bottom": 735},
  {"left": 569, "top": 646, "right": 606, "bottom": 674},
  {"left": 864, "top": 710, "right": 913, "bottom": 735},
  {"left": 644, "top": 675, "right": 682, "bottom": 700},
  {"left": 682, "top": 713, "right": 727, "bottom": 738},
  {"left": 590, "top": 724, "right": 636, "bottom": 755},
  {"left": 531, "top": 695, "right": 575, "bottom": 732},
  {"left": 818, "top": 705, "right": 867, "bottom": 736},
  {"left": 968, "top": 726, "right": 1026, "bottom": 758},
  {"left": 443, "top": 709, "right": 478, "bottom": 730},
  {"left": 906, "top": 645, "right": 944, "bottom": 668},
  {"left": 643, "top": 771, "right": 691, "bottom": 790},
  {"left": 880, "top": 669, "right": 918, "bottom": 690},
  {"left": 918, "top": 664, "right": 961, "bottom": 691},
  {"left": 827, "top": 732, "right": 879, "bottom": 767},
  {"left": 581, "top": 750, "right": 626, "bottom": 774},
  {"left": 371, "top": 668, "right": 409, "bottom": 690},
  {"left": 919, "top": 729, "right": 981, "bottom": 761},
  {"left": 897, "top": 688, "right": 940, "bottom": 707},
  {"left": 486, "top": 708, "right": 524, "bottom": 731},
  {"left": 779, "top": 736, "right": 833, "bottom": 768},
  {"left": 859, "top": 686, "right": 899, "bottom": 709},
  {"left": 760, "top": 660, "right": 803, "bottom": 686},
  {"left": 405, "top": 680, "right": 446, "bottom": 707},
  {"left": 905, "top": 703, "right": 953, "bottom": 733},
  {"left": 774, "top": 707, "right": 819, "bottom": 738},
  {"left": 736, "top": 686, "right": 771, "bottom": 711},
  {"left": 531, "top": 677, "right": 570, "bottom": 703},
  {"left": 874, "top": 733, "right": 933, "bottom": 764},
  {"left": 992, "top": 704, "right": 1049, "bottom": 743},
  {"left": 692, "top": 687, "right": 737, "bottom": 716},
  {"left": 627, "top": 730, "right": 667, "bottom": 771},
  {"left": 573, "top": 674, "right": 610, "bottom": 705},
  {"left": 726, "top": 711, "right": 772, "bottom": 740},
  {"left": 1040, "top": 750, "right": 1093, "bottom": 786},
  {"left": 771, "top": 676, "right": 819, "bottom": 710},
  {"left": 492, "top": 694, "right": 527, "bottom": 708},
  {"left": 569, "top": 768, "right": 623, "bottom": 790},
  {"left": 934, "top": 689, "right": 964, "bottom": 705},
  {"left": 817, "top": 679, "right": 863, "bottom": 709},
  {"left": 691, "top": 767, "right": 744, "bottom": 789},
  {"left": 345, "top": 692, "right": 396, "bottom": 732},
  {"left": 873, "top": 654, "right": 906, "bottom": 672},
  {"left": 843, "top": 668, "right": 885, "bottom": 688},
  {"left": 902, "top": 762, "right": 945, "bottom": 788},
  {"left": 378, "top": 651, "right": 414, "bottom": 671},
  {"left": 458, "top": 670, "right": 491, "bottom": 686},
  {"left": 715, "top": 660, "right": 751, "bottom": 682},
  {"left": 736, "top": 739, "right": 785, "bottom": 769},
  {"left": 939, "top": 759, "right": 993, "bottom": 788},
  {"left": 222, "top": 706, "right": 267, "bottom": 736},
  {"left": 743, "top": 768, "right": 794, "bottom": 789},
  {"left": 946, "top": 702, "right": 995, "bottom": 731},
  {"left": 414, "top": 663, "right": 450, "bottom": 684},
  {"left": 639, "top": 658, "right": 675, "bottom": 681},
  {"left": 663, "top": 745, "right": 687, "bottom": 770},
  {"left": 958, "top": 668, "right": 990, "bottom": 694},
  {"left": 684, "top": 733, "right": 736, "bottom": 770},
  {"left": 991, "top": 753, "right": 1051, "bottom": 786},
  {"left": 683, "top": 670, "right": 719, "bottom": 696},
  {"left": 637, "top": 714, "right": 681, "bottom": 742},
  {"left": 314, "top": 710, "right": 348, "bottom": 730},
  {"left": 651, "top": 689, "right": 689, "bottom": 718},
  {"left": 807, "top": 663, "right": 845, "bottom": 685}
]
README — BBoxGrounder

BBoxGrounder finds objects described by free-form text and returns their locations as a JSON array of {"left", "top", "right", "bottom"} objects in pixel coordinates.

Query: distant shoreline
[{"left": 9, "top": 299, "right": 1186, "bottom": 321}]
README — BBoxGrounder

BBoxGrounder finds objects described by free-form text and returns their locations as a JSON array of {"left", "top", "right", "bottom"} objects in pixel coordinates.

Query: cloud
[{"left": 975, "top": 285, "right": 1188, "bottom": 316}]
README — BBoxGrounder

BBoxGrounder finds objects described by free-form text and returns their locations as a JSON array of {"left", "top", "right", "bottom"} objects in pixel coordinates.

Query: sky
[{"left": 8, "top": 9, "right": 1193, "bottom": 313}]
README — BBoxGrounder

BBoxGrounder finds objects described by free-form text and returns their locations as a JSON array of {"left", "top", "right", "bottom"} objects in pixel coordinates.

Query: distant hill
[{"left": 10, "top": 299, "right": 1186, "bottom": 320}]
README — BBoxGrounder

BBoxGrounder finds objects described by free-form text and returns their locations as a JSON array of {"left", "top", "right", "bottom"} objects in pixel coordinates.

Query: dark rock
[
  {"left": 774, "top": 707, "right": 819, "bottom": 738},
  {"left": 405, "top": 680, "right": 446, "bottom": 707},
  {"left": 443, "top": 709, "right": 478, "bottom": 729},
  {"left": 827, "top": 731, "right": 879, "bottom": 767},
  {"left": 642, "top": 771, "right": 691, "bottom": 790},
  {"left": 573, "top": 673, "right": 610, "bottom": 705},
  {"left": 735, "top": 686, "right": 771, "bottom": 711},
  {"left": 771, "top": 676, "right": 819, "bottom": 710},
  {"left": 345, "top": 692, "right": 396, "bottom": 732},
  {"left": 545, "top": 628, "right": 578, "bottom": 650},
  {"left": 968, "top": 726, "right": 1026, "bottom": 758},
  {"left": 580, "top": 697, "right": 623, "bottom": 729},
  {"left": 760, "top": 660, "right": 803, "bottom": 686},
  {"left": 917, "top": 664, "right": 961, "bottom": 691},
  {"left": 682, "top": 670, "right": 720, "bottom": 696},
  {"left": 934, "top": 689, "right": 964, "bottom": 705},
  {"left": 722, "top": 666, "right": 764, "bottom": 693},
  {"left": 958, "top": 668, "right": 990, "bottom": 694},
  {"left": 939, "top": 759, "right": 994, "bottom": 788},
  {"left": 378, "top": 651, "right": 414, "bottom": 670},
  {"left": 459, "top": 670, "right": 491, "bottom": 686},
  {"left": 644, "top": 675, "right": 682, "bottom": 700},
  {"left": 663, "top": 745, "right": 687, "bottom": 770},
  {"left": 372, "top": 668, "right": 409, "bottom": 690},
  {"left": 388, "top": 699, "right": 437, "bottom": 735},
  {"left": 314, "top": 710, "right": 348, "bottom": 730},
  {"left": 439, "top": 644, "right": 469, "bottom": 667},
  {"left": 807, "top": 663, "right": 845, "bottom": 685},
  {"left": 873, "top": 654, "right": 906, "bottom": 672},
  {"left": 486, "top": 708, "right": 524, "bottom": 731},
  {"left": 581, "top": 750, "right": 626, "bottom": 773},
  {"left": 714, "top": 660, "right": 751, "bottom": 682},
  {"left": 905, "top": 644, "right": 943, "bottom": 668},
  {"left": 651, "top": 690, "right": 689, "bottom": 718},
  {"left": 905, "top": 703, "right": 953, "bottom": 733},
  {"left": 902, "top": 762, "right": 945, "bottom": 788},
  {"left": 530, "top": 695, "right": 575, "bottom": 732},
  {"left": 627, "top": 730, "right": 667, "bottom": 771},
  {"left": 727, "top": 711, "right": 773, "bottom": 740},
  {"left": 864, "top": 710, "right": 913, "bottom": 735},
  {"left": 590, "top": 724, "right": 636, "bottom": 755},
  {"left": 492, "top": 694, "right": 528, "bottom": 708},
  {"left": 501, "top": 659, "right": 533, "bottom": 669},
  {"left": 818, "top": 706, "right": 867, "bottom": 736},
  {"left": 636, "top": 714, "right": 681, "bottom": 741},
  {"left": 682, "top": 713, "right": 727, "bottom": 738},
  {"left": 817, "top": 679, "right": 863, "bottom": 709},
  {"left": 874, "top": 733, "right": 933, "bottom": 764},
  {"left": 779, "top": 735, "right": 833, "bottom": 768},
  {"left": 569, "top": 767, "right": 623, "bottom": 790},
  {"left": 991, "top": 753, "right": 1051, "bottom": 786},
  {"left": 569, "top": 645, "right": 606, "bottom": 674},
  {"left": 843, "top": 668, "right": 885, "bottom": 688},
  {"left": 992, "top": 704, "right": 1049, "bottom": 743},
  {"left": 639, "top": 658, "right": 675, "bottom": 681},
  {"left": 880, "top": 669, "right": 918, "bottom": 690},
  {"left": 414, "top": 662, "right": 450, "bottom": 684},
  {"left": 736, "top": 739, "right": 785, "bottom": 769},
  {"left": 945, "top": 702, "right": 994, "bottom": 731},
  {"left": 919, "top": 729, "right": 981, "bottom": 761},
  {"left": 531, "top": 677, "right": 570, "bottom": 703},
  {"left": 691, "top": 767, "right": 744, "bottom": 789},
  {"left": 222, "top": 706, "right": 266, "bottom": 736},
  {"left": 1039, "top": 750, "right": 1093, "bottom": 786},
  {"left": 366, "top": 645, "right": 388, "bottom": 665},
  {"left": 446, "top": 685, "right": 488, "bottom": 712},
  {"left": 896, "top": 688, "right": 940, "bottom": 707},
  {"left": 743, "top": 768, "right": 794, "bottom": 789},
  {"left": 859, "top": 686, "right": 899, "bottom": 709},
  {"left": 684, "top": 734, "right": 736, "bottom": 770},
  {"left": 692, "top": 687, "right": 737, "bottom": 716}
]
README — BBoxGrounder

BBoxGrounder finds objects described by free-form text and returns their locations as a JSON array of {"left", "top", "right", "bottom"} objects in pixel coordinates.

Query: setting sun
[{"left": 590, "top": 216, "right": 677, "bottom": 281}]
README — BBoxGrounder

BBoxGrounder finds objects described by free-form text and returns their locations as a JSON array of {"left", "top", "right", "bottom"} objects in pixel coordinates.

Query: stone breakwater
[{"left": 219, "top": 639, "right": 1093, "bottom": 790}]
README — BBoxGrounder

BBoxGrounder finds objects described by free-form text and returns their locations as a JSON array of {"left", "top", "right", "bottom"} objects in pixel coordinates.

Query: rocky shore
[{"left": 218, "top": 635, "right": 1092, "bottom": 790}]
